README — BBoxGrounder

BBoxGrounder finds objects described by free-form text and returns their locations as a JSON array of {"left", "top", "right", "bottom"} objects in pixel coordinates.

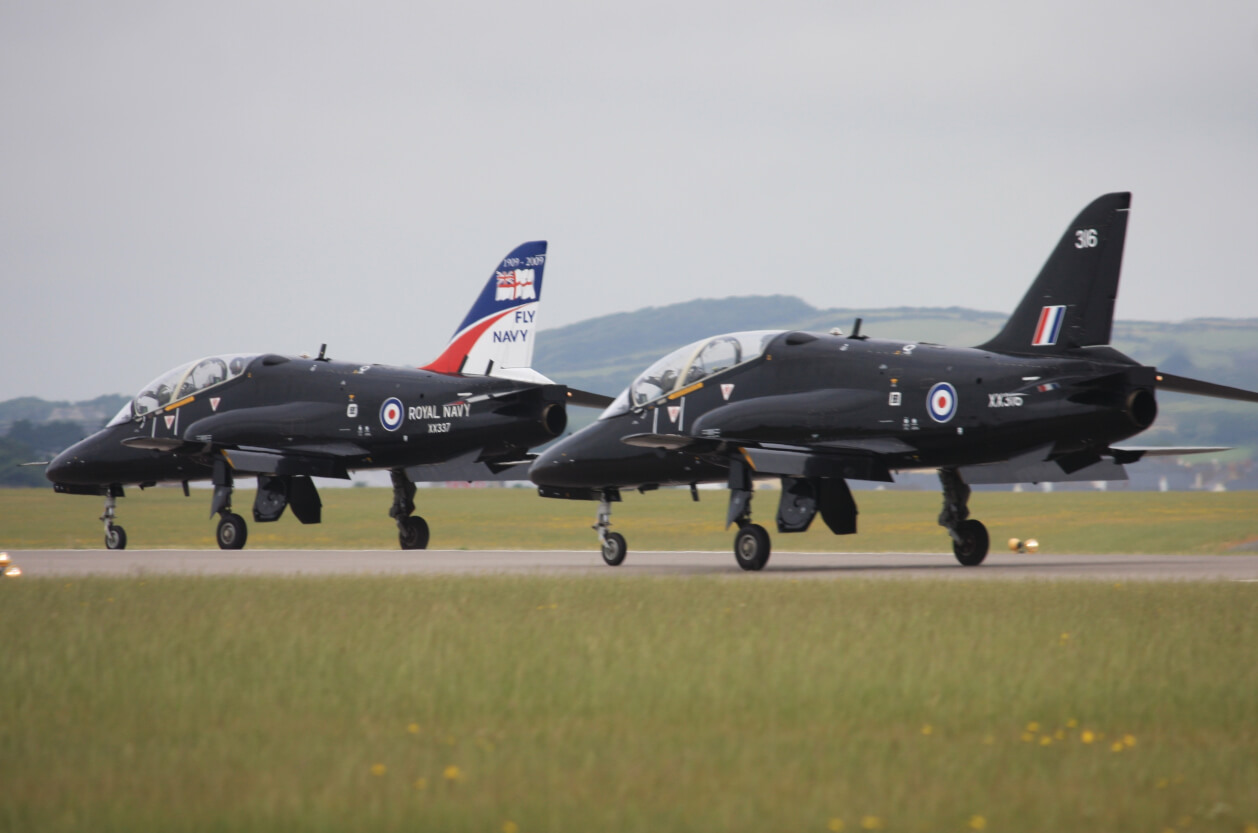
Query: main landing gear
[
  {"left": 101, "top": 486, "right": 127, "bottom": 550},
  {"left": 939, "top": 468, "right": 989, "bottom": 566},
  {"left": 390, "top": 469, "right": 430, "bottom": 550}
]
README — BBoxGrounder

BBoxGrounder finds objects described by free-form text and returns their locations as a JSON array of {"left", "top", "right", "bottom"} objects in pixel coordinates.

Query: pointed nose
[
  {"left": 46, "top": 442, "right": 86, "bottom": 485},
  {"left": 528, "top": 442, "right": 573, "bottom": 487}
]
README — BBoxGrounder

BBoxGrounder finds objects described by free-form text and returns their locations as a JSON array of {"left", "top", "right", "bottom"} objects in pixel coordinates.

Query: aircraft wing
[{"left": 404, "top": 450, "right": 535, "bottom": 483}]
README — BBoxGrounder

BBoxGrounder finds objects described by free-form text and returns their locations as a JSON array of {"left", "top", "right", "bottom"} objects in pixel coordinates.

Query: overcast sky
[{"left": 3, "top": 1, "right": 1256, "bottom": 402}]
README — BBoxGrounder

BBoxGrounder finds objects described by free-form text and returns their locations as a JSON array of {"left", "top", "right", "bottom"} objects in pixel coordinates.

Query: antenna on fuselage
[
  {"left": 849, "top": 318, "right": 868, "bottom": 340},
  {"left": 316, "top": 343, "right": 329, "bottom": 361}
]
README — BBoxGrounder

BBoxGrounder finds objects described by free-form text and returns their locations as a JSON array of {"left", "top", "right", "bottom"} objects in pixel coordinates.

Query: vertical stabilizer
[
  {"left": 978, "top": 193, "right": 1130, "bottom": 355},
  {"left": 423, "top": 241, "right": 547, "bottom": 375}
]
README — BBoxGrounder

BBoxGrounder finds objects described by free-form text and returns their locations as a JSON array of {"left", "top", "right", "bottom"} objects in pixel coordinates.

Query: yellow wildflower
[
  {"left": 414, "top": 777, "right": 428, "bottom": 791},
  {"left": 1039, "top": 736, "right": 1052, "bottom": 746},
  {"left": 1111, "top": 741, "right": 1125, "bottom": 752},
  {"left": 1026, "top": 721, "right": 1040, "bottom": 733},
  {"left": 407, "top": 722, "right": 421, "bottom": 734},
  {"left": 1081, "top": 730, "right": 1095, "bottom": 744},
  {"left": 1066, "top": 718, "right": 1079, "bottom": 728},
  {"left": 969, "top": 816, "right": 987, "bottom": 831},
  {"left": 1020, "top": 732, "right": 1034, "bottom": 743},
  {"left": 370, "top": 763, "right": 387, "bottom": 777},
  {"left": 921, "top": 724, "right": 933, "bottom": 736},
  {"left": 827, "top": 818, "right": 844, "bottom": 832},
  {"left": 859, "top": 816, "right": 884, "bottom": 830},
  {"left": 1123, "top": 734, "right": 1136, "bottom": 748},
  {"left": 1155, "top": 778, "right": 1169, "bottom": 789},
  {"left": 443, "top": 764, "right": 464, "bottom": 782},
  {"left": 502, "top": 822, "right": 520, "bottom": 833},
  {"left": 1242, "top": 823, "right": 1256, "bottom": 833}
]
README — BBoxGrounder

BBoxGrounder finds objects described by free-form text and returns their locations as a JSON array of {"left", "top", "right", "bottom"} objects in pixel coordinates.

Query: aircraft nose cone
[
  {"left": 528, "top": 443, "right": 570, "bottom": 487},
  {"left": 45, "top": 445, "right": 81, "bottom": 484}
]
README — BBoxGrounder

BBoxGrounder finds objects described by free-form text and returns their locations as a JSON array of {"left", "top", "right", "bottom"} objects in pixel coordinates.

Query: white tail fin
[{"left": 422, "top": 241, "right": 548, "bottom": 376}]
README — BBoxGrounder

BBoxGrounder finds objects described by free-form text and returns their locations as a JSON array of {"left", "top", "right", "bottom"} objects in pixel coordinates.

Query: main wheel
[
  {"left": 952, "top": 519, "right": 989, "bottom": 566},
  {"left": 734, "top": 523, "right": 771, "bottom": 571},
  {"left": 217, "top": 513, "right": 248, "bottom": 550},
  {"left": 399, "top": 515, "right": 430, "bottom": 550},
  {"left": 601, "top": 531, "right": 627, "bottom": 566},
  {"left": 105, "top": 524, "right": 127, "bottom": 550}
]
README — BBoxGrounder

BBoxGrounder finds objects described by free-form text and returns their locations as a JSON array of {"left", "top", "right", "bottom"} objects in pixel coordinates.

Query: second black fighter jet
[{"left": 530, "top": 193, "right": 1258, "bottom": 569}]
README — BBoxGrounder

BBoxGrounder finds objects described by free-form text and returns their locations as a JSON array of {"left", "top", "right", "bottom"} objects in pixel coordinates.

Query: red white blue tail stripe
[
  {"left": 1032, "top": 305, "right": 1066, "bottom": 347},
  {"left": 423, "top": 241, "right": 547, "bottom": 375}
]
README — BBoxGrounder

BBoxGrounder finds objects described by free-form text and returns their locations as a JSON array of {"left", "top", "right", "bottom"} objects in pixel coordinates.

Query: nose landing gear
[
  {"left": 101, "top": 486, "right": 127, "bottom": 550},
  {"left": 594, "top": 491, "right": 627, "bottom": 566}
]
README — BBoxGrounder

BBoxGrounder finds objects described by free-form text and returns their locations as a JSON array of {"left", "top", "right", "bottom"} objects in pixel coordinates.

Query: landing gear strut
[
  {"left": 211, "top": 456, "right": 247, "bottom": 550},
  {"left": 390, "top": 469, "right": 429, "bottom": 550},
  {"left": 939, "top": 468, "right": 988, "bottom": 566},
  {"left": 595, "top": 490, "right": 626, "bottom": 566},
  {"left": 101, "top": 486, "right": 127, "bottom": 550},
  {"left": 728, "top": 459, "right": 770, "bottom": 571}
]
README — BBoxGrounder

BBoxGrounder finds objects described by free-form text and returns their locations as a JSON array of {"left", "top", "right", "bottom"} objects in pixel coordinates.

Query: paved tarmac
[{"left": 7, "top": 549, "right": 1258, "bottom": 581}]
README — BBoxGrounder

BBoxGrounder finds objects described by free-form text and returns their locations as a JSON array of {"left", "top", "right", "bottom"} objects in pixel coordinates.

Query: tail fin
[
  {"left": 423, "top": 241, "right": 547, "bottom": 375},
  {"left": 977, "top": 192, "right": 1130, "bottom": 355}
]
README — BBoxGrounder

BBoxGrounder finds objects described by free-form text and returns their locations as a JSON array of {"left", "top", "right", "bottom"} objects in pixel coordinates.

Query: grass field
[
  {"left": 2, "top": 577, "right": 1256, "bottom": 832},
  {"left": 2, "top": 486, "right": 1257, "bottom": 554}
]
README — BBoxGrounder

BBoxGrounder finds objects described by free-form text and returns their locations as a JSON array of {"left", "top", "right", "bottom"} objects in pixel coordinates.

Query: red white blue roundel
[
  {"left": 927, "top": 382, "right": 958, "bottom": 423},
  {"left": 380, "top": 397, "right": 404, "bottom": 431}
]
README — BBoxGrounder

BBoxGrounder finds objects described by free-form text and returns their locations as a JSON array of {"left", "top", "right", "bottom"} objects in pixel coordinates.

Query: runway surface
[{"left": 9, "top": 549, "right": 1258, "bottom": 580}]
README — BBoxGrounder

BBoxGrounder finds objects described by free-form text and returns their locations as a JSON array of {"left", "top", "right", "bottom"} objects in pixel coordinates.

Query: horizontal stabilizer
[{"left": 1157, "top": 372, "right": 1258, "bottom": 404}]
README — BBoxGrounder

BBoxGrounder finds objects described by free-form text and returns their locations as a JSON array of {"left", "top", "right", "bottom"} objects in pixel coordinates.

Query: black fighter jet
[
  {"left": 47, "top": 241, "right": 610, "bottom": 551},
  {"left": 530, "top": 193, "right": 1258, "bottom": 570}
]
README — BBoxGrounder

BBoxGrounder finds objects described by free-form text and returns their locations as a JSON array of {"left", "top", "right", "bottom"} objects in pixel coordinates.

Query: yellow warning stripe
[
  {"left": 165, "top": 396, "right": 195, "bottom": 411},
  {"left": 668, "top": 382, "right": 704, "bottom": 400},
  {"left": 221, "top": 450, "right": 235, "bottom": 469},
  {"left": 739, "top": 447, "right": 757, "bottom": 471}
]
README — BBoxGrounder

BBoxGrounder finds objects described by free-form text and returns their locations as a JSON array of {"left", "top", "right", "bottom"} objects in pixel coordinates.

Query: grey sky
[{"left": 3, "top": 1, "right": 1256, "bottom": 402}]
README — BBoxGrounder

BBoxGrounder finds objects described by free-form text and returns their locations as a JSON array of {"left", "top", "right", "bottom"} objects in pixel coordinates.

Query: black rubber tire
[
  {"left": 952, "top": 519, "right": 989, "bottom": 566},
  {"left": 734, "top": 523, "right": 771, "bottom": 571},
  {"left": 105, "top": 524, "right": 127, "bottom": 551},
  {"left": 217, "top": 513, "right": 248, "bottom": 550},
  {"left": 601, "top": 531, "right": 627, "bottom": 566},
  {"left": 399, "top": 515, "right": 430, "bottom": 550}
]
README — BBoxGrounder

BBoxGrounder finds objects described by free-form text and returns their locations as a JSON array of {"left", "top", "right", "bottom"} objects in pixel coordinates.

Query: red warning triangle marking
[
  {"left": 210, "top": 397, "right": 221, "bottom": 411},
  {"left": 668, "top": 406, "right": 680, "bottom": 422},
  {"left": 721, "top": 384, "right": 734, "bottom": 400}
]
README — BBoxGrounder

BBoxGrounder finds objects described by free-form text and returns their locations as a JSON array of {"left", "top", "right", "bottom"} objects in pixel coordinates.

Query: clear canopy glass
[
  {"left": 600, "top": 331, "right": 782, "bottom": 419},
  {"left": 131, "top": 354, "right": 257, "bottom": 418}
]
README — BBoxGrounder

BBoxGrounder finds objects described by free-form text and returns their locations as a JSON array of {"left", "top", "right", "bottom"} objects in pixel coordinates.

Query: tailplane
[
  {"left": 423, "top": 241, "right": 548, "bottom": 376},
  {"left": 978, "top": 192, "right": 1130, "bottom": 355}
]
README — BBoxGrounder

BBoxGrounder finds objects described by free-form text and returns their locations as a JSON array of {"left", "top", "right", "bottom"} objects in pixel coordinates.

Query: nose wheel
[
  {"left": 592, "top": 490, "right": 626, "bottom": 566},
  {"left": 399, "top": 515, "right": 430, "bottom": 550},
  {"left": 101, "top": 488, "right": 127, "bottom": 550},
  {"left": 601, "top": 531, "right": 627, "bottom": 566}
]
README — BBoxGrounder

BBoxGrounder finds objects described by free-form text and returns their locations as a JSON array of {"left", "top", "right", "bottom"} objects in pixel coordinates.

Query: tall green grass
[
  {"left": 3, "top": 487, "right": 1257, "bottom": 553},
  {"left": 2, "top": 577, "right": 1256, "bottom": 832}
]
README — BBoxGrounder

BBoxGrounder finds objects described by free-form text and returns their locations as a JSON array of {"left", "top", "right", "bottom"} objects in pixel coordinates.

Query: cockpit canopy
[
  {"left": 600, "top": 331, "right": 782, "bottom": 419},
  {"left": 112, "top": 354, "right": 257, "bottom": 424}
]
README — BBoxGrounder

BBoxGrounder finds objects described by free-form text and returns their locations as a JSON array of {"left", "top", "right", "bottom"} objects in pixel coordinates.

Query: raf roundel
[
  {"left": 379, "top": 397, "right": 405, "bottom": 432},
  {"left": 927, "top": 382, "right": 958, "bottom": 423}
]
